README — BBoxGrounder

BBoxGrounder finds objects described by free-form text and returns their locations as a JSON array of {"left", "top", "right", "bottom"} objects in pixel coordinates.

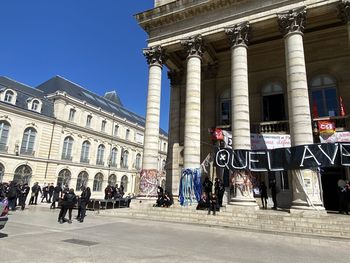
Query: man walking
[
  {"left": 76, "top": 186, "right": 91, "bottom": 223},
  {"left": 29, "top": 182, "right": 42, "bottom": 205},
  {"left": 18, "top": 183, "right": 30, "bottom": 210}
]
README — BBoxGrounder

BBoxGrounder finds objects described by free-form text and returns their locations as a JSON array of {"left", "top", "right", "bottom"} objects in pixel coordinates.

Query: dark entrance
[
  {"left": 263, "top": 94, "right": 285, "bottom": 121},
  {"left": 321, "top": 167, "right": 346, "bottom": 211}
]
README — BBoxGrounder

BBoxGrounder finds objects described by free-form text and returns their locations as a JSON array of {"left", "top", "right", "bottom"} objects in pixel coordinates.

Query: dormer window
[
  {"left": 4, "top": 90, "right": 14, "bottom": 103},
  {"left": 27, "top": 98, "right": 42, "bottom": 113},
  {"left": 31, "top": 100, "right": 39, "bottom": 111}
]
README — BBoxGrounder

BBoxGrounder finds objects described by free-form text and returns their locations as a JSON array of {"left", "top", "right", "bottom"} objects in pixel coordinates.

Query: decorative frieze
[
  {"left": 339, "top": 0, "right": 350, "bottom": 23},
  {"left": 181, "top": 35, "right": 203, "bottom": 58},
  {"left": 278, "top": 7, "right": 307, "bottom": 36},
  {"left": 143, "top": 45, "right": 166, "bottom": 66},
  {"left": 225, "top": 22, "right": 250, "bottom": 47}
]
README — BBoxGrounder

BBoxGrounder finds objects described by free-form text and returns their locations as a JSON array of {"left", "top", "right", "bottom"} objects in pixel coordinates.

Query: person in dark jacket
[
  {"left": 41, "top": 184, "right": 49, "bottom": 203},
  {"left": 259, "top": 181, "right": 268, "bottom": 209},
  {"left": 18, "top": 183, "right": 30, "bottom": 210},
  {"left": 7, "top": 181, "right": 17, "bottom": 211},
  {"left": 270, "top": 180, "right": 278, "bottom": 210},
  {"left": 76, "top": 186, "right": 91, "bottom": 223},
  {"left": 50, "top": 184, "right": 62, "bottom": 209},
  {"left": 203, "top": 177, "right": 213, "bottom": 207},
  {"left": 214, "top": 178, "right": 225, "bottom": 207},
  {"left": 208, "top": 193, "right": 218, "bottom": 215},
  {"left": 29, "top": 182, "right": 42, "bottom": 205},
  {"left": 48, "top": 183, "right": 54, "bottom": 203},
  {"left": 58, "top": 188, "right": 77, "bottom": 224}
]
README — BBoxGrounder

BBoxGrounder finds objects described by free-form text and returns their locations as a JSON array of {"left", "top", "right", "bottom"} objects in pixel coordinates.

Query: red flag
[
  {"left": 339, "top": 96, "right": 346, "bottom": 117},
  {"left": 312, "top": 99, "right": 319, "bottom": 118}
]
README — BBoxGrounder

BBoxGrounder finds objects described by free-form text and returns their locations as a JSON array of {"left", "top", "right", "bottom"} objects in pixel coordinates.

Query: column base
[
  {"left": 229, "top": 197, "right": 259, "bottom": 208},
  {"left": 290, "top": 199, "right": 326, "bottom": 214}
]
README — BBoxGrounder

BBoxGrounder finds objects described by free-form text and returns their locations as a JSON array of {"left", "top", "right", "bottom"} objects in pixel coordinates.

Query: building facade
[
  {"left": 136, "top": 0, "right": 350, "bottom": 211},
  {"left": 0, "top": 76, "right": 168, "bottom": 198}
]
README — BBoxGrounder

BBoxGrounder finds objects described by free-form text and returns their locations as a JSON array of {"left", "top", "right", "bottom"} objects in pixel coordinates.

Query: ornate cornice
[
  {"left": 167, "top": 70, "right": 184, "bottom": 86},
  {"left": 225, "top": 21, "right": 250, "bottom": 48},
  {"left": 339, "top": 0, "right": 350, "bottom": 23},
  {"left": 181, "top": 35, "right": 204, "bottom": 58},
  {"left": 278, "top": 7, "right": 307, "bottom": 36},
  {"left": 143, "top": 45, "right": 166, "bottom": 66}
]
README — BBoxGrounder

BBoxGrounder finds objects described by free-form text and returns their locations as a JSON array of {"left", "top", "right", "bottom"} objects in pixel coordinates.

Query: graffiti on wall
[
  {"left": 139, "top": 169, "right": 158, "bottom": 197},
  {"left": 179, "top": 168, "right": 202, "bottom": 206}
]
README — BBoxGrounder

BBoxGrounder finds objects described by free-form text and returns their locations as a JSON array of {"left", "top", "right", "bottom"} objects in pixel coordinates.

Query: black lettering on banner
[{"left": 214, "top": 142, "right": 350, "bottom": 172}]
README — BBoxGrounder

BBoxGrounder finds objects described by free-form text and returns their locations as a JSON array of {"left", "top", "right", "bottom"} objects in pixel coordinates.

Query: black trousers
[
  {"left": 59, "top": 207, "right": 73, "bottom": 221},
  {"left": 29, "top": 194, "right": 39, "bottom": 205},
  {"left": 18, "top": 194, "right": 28, "bottom": 210},
  {"left": 78, "top": 201, "right": 87, "bottom": 220},
  {"left": 261, "top": 195, "right": 267, "bottom": 208}
]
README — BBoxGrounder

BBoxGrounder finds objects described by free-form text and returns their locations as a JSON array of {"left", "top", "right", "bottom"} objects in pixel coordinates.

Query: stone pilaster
[
  {"left": 278, "top": 8, "right": 324, "bottom": 212},
  {"left": 226, "top": 22, "right": 257, "bottom": 207},
  {"left": 166, "top": 70, "right": 183, "bottom": 195},
  {"left": 142, "top": 45, "right": 165, "bottom": 170},
  {"left": 339, "top": 0, "right": 350, "bottom": 44},
  {"left": 181, "top": 35, "right": 203, "bottom": 169}
]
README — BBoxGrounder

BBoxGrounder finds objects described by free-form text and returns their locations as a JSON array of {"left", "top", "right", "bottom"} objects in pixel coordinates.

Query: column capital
[
  {"left": 181, "top": 35, "right": 204, "bottom": 58},
  {"left": 339, "top": 0, "right": 350, "bottom": 23},
  {"left": 143, "top": 45, "right": 166, "bottom": 67},
  {"left": 225, "top": 22, "right": 250, "bottom": 48},
  {"left": 278, "top": 7, "right": 306, "bottom": 36},
  {"left": 167, "top": 70, "right": 183, "bottom": 86}
]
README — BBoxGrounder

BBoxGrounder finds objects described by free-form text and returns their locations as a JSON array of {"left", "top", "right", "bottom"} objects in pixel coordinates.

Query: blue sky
[{"left": 0, "top": 0, "right": 170, "bottom": 132}]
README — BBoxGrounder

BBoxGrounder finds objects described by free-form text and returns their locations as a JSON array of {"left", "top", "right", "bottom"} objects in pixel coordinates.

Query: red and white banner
[
  {"left": 318, "top": 120, "right": 335, "bottom": 136},
  {"left": 320, "top": 131, "right": 350, "bottom": 143}
]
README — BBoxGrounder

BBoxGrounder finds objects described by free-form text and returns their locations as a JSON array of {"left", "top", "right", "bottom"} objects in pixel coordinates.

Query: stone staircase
[{"left": 95, "top": 204, "right": 350, "bottom": 240}]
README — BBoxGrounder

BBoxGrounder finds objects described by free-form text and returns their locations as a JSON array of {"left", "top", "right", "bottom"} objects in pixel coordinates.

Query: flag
[{"left": 340, "top": 96, "right": 346, "bottom": 117}]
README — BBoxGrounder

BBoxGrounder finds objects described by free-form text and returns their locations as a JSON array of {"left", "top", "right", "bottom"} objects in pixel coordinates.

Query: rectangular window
[
  {"left": 68, "top": 109, "right": 76, "bottom": 121},
  {"left": 135, "top": 133, "right": 144, "bottom": 144},
  {"left": 86, "top": 115, "right": 92, "bottom": 128},
  {"left": 101, "top": 120, "right": 106, "bottom": 132},
  {"left": 125, "top": 129, "right": 130, "bottom": 140},
  {"left": 114, "top": 125, "right": 119, "bottom": 136}
]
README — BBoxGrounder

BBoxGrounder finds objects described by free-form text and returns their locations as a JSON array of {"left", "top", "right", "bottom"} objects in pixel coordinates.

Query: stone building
[
  {"left": 136, "top": 0, "right": 350, "bottom": 211},
  {"left": 0, "top": 76, "right": 168, "bottom": 198}
]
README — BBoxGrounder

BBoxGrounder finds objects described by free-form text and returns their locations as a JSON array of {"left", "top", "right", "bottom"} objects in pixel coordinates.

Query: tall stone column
[
  {"left": 339, "top": 0, "right": 350, "bottom": 45},
  {"left": 226, "top": 22, "right": 257, "bottom": 207},
  {"left": 166, "top": 70, "right": 182, "bottom": 195},
  {"left": 278, "top": 8, "right": 324, "bottom": 211},
  {"left": 142, "top": 45, "right": 165, "bottom": 170},
  {"left": 181, "top": 35, "right": 203, "bottom": 169}
]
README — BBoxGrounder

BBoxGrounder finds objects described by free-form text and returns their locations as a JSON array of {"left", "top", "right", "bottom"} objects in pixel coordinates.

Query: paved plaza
[{"left": 0, "top": 205, "right": 349, "bottom": 263}]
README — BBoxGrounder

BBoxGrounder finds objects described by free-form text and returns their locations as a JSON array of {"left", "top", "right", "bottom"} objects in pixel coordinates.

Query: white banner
[
  {"left": 319, "top": 131, "right": 350, "bottom": 143},
  {"left": 222, "top": 131, "right": 291, "bottom": 150}
]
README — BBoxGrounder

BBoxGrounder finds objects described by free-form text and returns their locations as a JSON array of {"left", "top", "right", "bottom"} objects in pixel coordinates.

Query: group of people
[
  {"left": 196, "top": 177, "right": 225, "bottom": 215},
  {"left": 0, "top": 181, "right": 92, "bottom": 223},
  {"left": 104, "top": 184, "right": 124, "bottom": 200},
  {"left": 57, "top": 186, "right": 91, "bottom": 224},
  {"left": 155, "top": 186, "right": 171, "bottom": 207}
]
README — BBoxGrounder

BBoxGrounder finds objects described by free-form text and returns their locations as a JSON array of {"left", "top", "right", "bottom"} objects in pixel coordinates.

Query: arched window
[
  {"left": 108, "top": 174, "right": 116, "bottom": 186},
  {"left": 20, "top": 127, "right": 37, "bottom": 155},
  {"left": 57, "top": 169, "right": 71, "bottom": 187},
  {"left": 62, "top": 136, "right": 74, "bottom": 160},
  {"left": 80, "top": 141, "right": 90, "bottom": 163},
  {"left": 13, "top": 165, "right": 32, "bottom": 184},
  {"left": 110, "top": 147, "right": 118, "bottom": 167},
  {"left": 135, "top": 153, "right": 141, "bottom": 170},
  {"left": 0, "top": 163, "right": 4, "bottom": 183},
  {"left": 310, "top": 75, "right": 338, "bottom": 117},
  {"left": 262, "top": 82, "right": 285, "bottom": 121},
  {"left": 121, "top": 175, "right": 128, "bottom": 193},
  {"left": 76, "top": 171, "right": 89, "bottom": 191},
  {"left": 219, "top": 89, "right": 231, "bottom": 125},
  {"left": 0, "top": 121, "right": 10, "bottom": 152},
  {"left": 93, "top": 173, "right": 103, "bottom": 191},
  {"left": 121, "top": 150, "right": 129, "bottom": 169},
  {"left": 96, "top": 144, "right": 105, "bottom": 165},
  {"left": 4, "top": 90, "right": 14, "bottom": 103}
]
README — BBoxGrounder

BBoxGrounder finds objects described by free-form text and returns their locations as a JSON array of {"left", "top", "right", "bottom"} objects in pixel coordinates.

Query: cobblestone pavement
[{"left": 0, "top": 204, "right": 349, "bottom": 263}]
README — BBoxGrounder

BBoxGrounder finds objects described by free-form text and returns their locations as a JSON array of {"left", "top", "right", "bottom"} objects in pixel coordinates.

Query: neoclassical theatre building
[
  {"left": 136, "top": 0, "right": 350, "bottom": 211},
  {"left": 0, "top": 76, "right": 168, "bottom": 198}
]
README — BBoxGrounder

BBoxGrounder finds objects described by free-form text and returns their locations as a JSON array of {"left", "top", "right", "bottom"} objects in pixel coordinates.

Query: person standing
[
  {"left": 29, "top": 182, "right": 42, "bottom": 205},
  {"left": 18, "top": 183, "right": 30, "bottom": 210},
  {"left": 214, "top": 178, "right": 225, "bottom": 207},
  {"left": 77, "top": 186, "right": 91, "bottom": 223},
  {"left": 41, "top": 183, "right": 49, "bottom": 203},
  {"left": 48, "top": 183, "right": 54, "bottom": 203},
  {"left": 7, "top": 181, "right": 17, "bottom": 211},
  {"left": 270, "top": 180, "right": 278, "bottom": 210},
  {"left": 50, "top": 184, "right": 62, "bottom": 209},
  {"left": 203, "top": 177, "right": 213, "bottom": 207},
  {"left": 337, "top": 179, "right": 349, "bottom": 215},
  {"left": 259, "top": 181, "right": 268, "bottom": 209},
  {"left": 208, "top": 193, "right": 218, "bottom": 215},
  {"left": 58, "top": 188, "right": 77, "bottom": 224}
]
